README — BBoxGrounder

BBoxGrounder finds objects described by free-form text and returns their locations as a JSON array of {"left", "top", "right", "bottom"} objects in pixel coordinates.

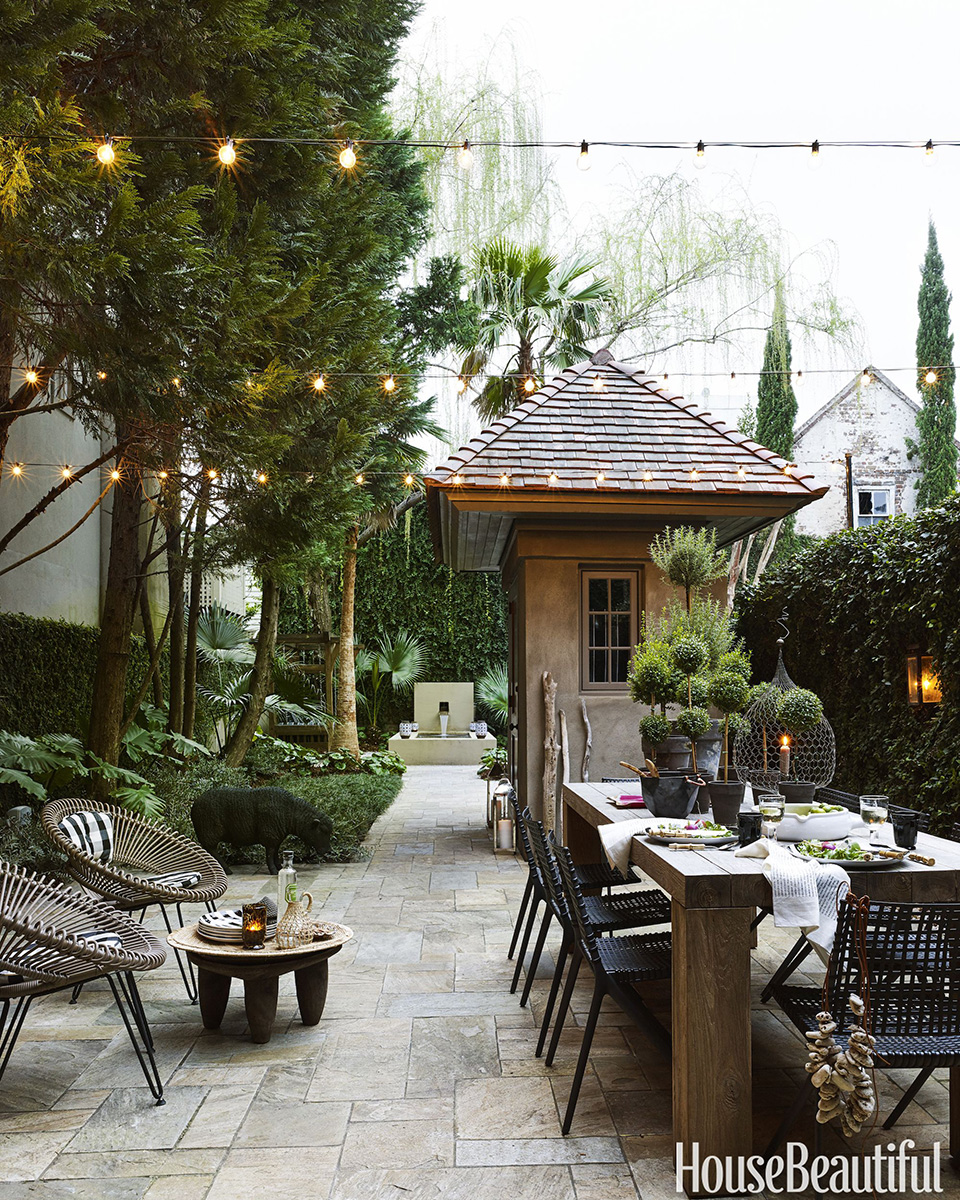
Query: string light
[
  {"left": 548, "top": 471, "right": 559, "bottom": 485},
  {"left": 158, "top": 470, "right": 168, "bottom": 481},
  {"left": 457, "top": 140, "right": 473, "bottom": 170},
  {"left": 523, "top": 376, "right": 537, "bottom": 394},
  {"left": 592, "top": 373, "right": 604, "bottom": 391},
  {"left": 24, "top": 368, "right": 39, "bottom": 385},
  {"left": 808, "top": 139, "right": 821, "bottom": 169},
  {"left": 312, "top": 375, "right": 326, "bottom": 392},
  {"left": 452, "top": 473, "right": 463, "bottom": 484},
  {"left": 217, "top": 139, "right": 237, "bottom": 166},
  {"left": 338, "top": 140, "right": 357, "bottom": 169},
  {"left": 642, "top": 470, "right": 653, "bottom": 481},
  {"left": 404, "top": 473, "right": 414, "bottom": 487},
  {"left": 694, "top": 139, "right": 706, "bottom": 169},
  {"left": 110, "top": 468, "right": 121, "bottom": 481},
  {"left": 595, "top": 471, "right": 605, "bottom": 483},
  {"left": 355, "top": 473, "right": 364, "bottom": 485},
  {"left": 861, "top": 369, "right": 872, "bottom": 384},
  {"left": 257, "top": 472, "right": 268, "bottom": 484},
  {"left": 61, "top": 466, "right": 73, "bottom": 479},
  {"left": 207, "top": 468, "right": 218, "bottom": 480},
  {"left": 730, "top": 372, "right": 736, "bottom": 381},
  {"left": 96, "top": 370, "right": 107, "bottom": 380},
  {"left": 577, "top": 140, "right": 590, "bottom": 171},
  {"left": 95, "top": 137, "right": 115, "bottom": 165},
  {"left": 382, "top": 375, "right": 396, "bottom": 393},
  {"left": 925, "top": 139, "right": 935, "bottom": 163},
  {"left": 690, "top": 468, "right": 699, "bottom": 480},
  {"left": 457, "top": 377, "right": 467, "bottom": 394},
  {"left": 171, "top": 377, "right": 181, "bottom": 389},
  {"left": 10, "top": 463, "right": 23, "bottom": 477},
  {"left": 499, "top": 473, "right": 510, "bottom": 485},
  {"left": 795, "top": 370, "right": 803, "bottom": 383},
  {"left": 925, "top": 369, "right": 938, "bottom": 385},
  {"left": 737, "top": 465, "right": 746, "bottom": 478}
]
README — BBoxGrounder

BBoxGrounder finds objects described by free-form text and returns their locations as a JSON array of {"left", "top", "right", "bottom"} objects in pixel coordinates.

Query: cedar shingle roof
[{"left": 425, "top": 353, "right": 822, "bottom": 497}]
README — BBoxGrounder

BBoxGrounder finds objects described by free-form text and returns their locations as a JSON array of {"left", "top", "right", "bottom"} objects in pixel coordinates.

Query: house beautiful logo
[{"left": 676, "top": 1140, "right": 943, "bottom": 1195}]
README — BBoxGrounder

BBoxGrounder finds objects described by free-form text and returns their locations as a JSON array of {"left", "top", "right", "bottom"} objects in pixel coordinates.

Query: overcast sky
[{"left": 404, "top": 0, "right": 959, "bottom": 423}]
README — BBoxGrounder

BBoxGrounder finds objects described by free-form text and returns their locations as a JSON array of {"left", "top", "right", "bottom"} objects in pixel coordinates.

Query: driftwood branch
[
  {"left": 542, "top": 671, "right": 558, "bottom": 833},
  {"left": 559, "top": 709, "right": 570, "bottom": 787},
  {"left": 580, "top": 698, "right": 592, "bottom": 782}
]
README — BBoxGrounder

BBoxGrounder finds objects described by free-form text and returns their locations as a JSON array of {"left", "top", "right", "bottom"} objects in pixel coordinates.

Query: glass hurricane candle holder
[{"left": 242, "top": 901, "right": 268, "bottom": 950}]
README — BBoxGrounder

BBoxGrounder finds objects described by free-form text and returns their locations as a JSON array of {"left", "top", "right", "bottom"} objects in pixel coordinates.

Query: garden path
[{"left": 0, "top": 765, "right": 954, "bottom": 1199}]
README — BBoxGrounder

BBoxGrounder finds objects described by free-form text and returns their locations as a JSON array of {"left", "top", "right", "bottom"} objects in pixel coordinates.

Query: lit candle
[
  {"left": 497, "top": 819, "right": 514, "bottom": 850},
  {"left": 242, "top": 901, "right": 267, "bottom": 950},
  {"left": 779, "top": 736, "right": 791, "bottom": 780}
]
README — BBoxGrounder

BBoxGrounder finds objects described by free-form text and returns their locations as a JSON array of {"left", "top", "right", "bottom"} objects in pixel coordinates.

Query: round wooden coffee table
[{"left": 167, "top": 923, "right": 353, "bottom": 1044}]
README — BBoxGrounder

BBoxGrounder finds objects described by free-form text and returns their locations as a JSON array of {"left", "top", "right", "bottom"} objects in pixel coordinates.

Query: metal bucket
[{"left": 640, "top": 771, "right": 705, "bottom": 819}]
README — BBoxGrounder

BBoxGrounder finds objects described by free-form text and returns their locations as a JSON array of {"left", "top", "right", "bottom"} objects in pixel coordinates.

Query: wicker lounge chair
[
  {"left": 42, "top": 798, "right": 227, "bottom": 1002},
  {"left": 0, "top": 861, "right": 168, "bottom": 1104}
]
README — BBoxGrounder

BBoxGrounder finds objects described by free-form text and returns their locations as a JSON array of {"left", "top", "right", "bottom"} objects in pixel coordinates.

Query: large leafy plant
[{"left": 355, "top": 629, "right": 427, "bottom": 735}]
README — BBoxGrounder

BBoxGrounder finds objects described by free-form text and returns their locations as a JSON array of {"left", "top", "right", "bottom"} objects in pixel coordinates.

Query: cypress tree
[
  {"left": 755, "top": 287, "right": 797, "bottom": 461},
  {"left": 914, "top": 221, "right": 958, "bottom": 507}
]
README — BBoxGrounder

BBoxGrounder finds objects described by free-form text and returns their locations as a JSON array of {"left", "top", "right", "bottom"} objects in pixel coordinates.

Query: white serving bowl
[{"left": 776, "top": 804, "right": 857, "bottom": 843}]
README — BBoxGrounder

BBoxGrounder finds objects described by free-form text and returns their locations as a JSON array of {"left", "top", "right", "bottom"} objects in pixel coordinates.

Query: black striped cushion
[
  {"left": 148, "top": 871, "right": 202, "bottom": 889},
  {"left": 59, "top": 811, "right": 114, "bottom": 863}
]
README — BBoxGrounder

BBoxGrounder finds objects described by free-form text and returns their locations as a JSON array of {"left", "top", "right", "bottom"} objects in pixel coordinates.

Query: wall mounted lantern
[{"left": 906, "top": 645, "right": 942, "bottom": 707}]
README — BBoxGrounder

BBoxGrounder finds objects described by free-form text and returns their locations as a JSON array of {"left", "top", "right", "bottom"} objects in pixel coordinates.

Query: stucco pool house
[{"left": 425, "top": 349, "right": 828, "bottom": 815}]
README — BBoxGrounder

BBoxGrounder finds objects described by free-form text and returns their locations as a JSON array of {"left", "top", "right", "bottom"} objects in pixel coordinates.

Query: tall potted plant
[
  {"left": 705, "top": 669, "right": 751, "bottom": 824},
  {"left": 775, "top": 687, "right": 825, "bottom": 804}
]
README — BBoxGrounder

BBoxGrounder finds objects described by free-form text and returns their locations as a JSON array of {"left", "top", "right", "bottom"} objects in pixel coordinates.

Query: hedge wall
[
  {"left": 736, "top": 496, "right": 960, "bottom": 830},
  {"left": 0, "top": 611, "right": 159, "bottom": 739}
]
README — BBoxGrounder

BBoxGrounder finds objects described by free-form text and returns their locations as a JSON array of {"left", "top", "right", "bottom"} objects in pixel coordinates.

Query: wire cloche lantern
[{"left": 734, "top": 611, "right": 835, "bottom": 791}]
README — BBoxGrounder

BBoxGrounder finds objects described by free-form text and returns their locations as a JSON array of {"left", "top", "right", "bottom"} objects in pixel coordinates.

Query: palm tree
[
  {"left": 460, "top": 239, "right": 615, "bottom": 422},
  {"left": 356, "top": 630, "right": 427, "bottom": 737}
]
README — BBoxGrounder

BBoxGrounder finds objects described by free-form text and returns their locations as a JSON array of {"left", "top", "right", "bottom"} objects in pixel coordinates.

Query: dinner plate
[
  {"left": 645, "top": 824, "right": 738, "bottom": 847},
  {"left": 790, "top": 844, "right": 906, "bottom": 869}
]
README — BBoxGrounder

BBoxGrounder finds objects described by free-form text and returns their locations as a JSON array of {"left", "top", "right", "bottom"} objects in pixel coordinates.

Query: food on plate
[{"left": 795, "top": 839, "right": 874, "bottom": 861}]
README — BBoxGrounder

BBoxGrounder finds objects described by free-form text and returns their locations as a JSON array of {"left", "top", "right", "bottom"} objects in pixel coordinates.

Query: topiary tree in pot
[
  {"left": 705, "top": 670, "right": 751, "bottom": 823},
  {"left": 775, "top": 687, "right": 824, "bottom": 802}
]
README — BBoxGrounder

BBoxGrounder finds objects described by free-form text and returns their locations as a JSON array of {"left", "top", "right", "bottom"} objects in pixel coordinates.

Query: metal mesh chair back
[
  {"left": 816, "top": 788, "right": 930, "bottom": 831},
  {"left": 505, "top": 789, "right": 538, "bottom": 874},
  {"left": 521, "top": 809, "right": 567, "bottom": 920},
  {"left": 548, "top": 833, "right": 601, "bottom": 964},
  {"left": 827, "top": 897, "right": 960, "bottom": 1037}
]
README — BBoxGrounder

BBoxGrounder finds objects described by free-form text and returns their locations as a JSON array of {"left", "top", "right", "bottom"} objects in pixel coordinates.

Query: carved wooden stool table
[{"left": 167, "top": 923, "right": 353, "bottom": 1043}]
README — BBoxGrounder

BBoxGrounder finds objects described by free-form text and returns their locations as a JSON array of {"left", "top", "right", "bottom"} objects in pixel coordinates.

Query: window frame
[
  {"left": 580, "top": 568, "right": 641, "bottom": 693},
  {"left": 855, "top": 487, "right": 892, "bottom": 528}
]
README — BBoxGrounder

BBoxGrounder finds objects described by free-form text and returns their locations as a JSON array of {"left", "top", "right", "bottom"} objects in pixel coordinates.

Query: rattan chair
[
  {"left": 505, "top": 788, "right": 630, "bottom": 994},
  {"left": 550, "top": 833, "right": 671, "bottom": 1134},
  {"left": 0, "top": 861, "right": 167, "bottom": 1104},
  {"left": 42, "top": 798, "right": 227, "bottom": 1002},
  {"left": 520, "top": 808, "right": 671, "bottom": 1050},
  {"left": 766, "top": 895, "right": 960, "bottom": 1157}
]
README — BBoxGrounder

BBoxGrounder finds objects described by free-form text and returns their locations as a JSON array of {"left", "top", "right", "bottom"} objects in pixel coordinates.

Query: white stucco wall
[{"left": 794, "top": 376, "right": 924, "bottom": 537}]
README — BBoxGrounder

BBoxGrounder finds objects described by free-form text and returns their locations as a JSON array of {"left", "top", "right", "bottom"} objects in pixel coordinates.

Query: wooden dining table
[{"left": 561, "top": 781, "right": 960, "bottom": 1196}]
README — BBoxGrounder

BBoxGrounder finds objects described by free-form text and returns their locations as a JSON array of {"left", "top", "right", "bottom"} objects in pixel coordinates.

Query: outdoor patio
[{"left": 0, "top": 765, "right": 954, "bottom": 1200}]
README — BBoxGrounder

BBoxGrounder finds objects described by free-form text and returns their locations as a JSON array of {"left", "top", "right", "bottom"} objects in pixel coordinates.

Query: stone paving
[{"left": 0, "top": 765, "right": 955, "bottom": 1198}]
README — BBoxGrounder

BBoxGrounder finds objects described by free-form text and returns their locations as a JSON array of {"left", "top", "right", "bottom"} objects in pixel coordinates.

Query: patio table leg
[
  {"left": 197, "top": 968, "right": 230, "bottom": 1030},
  {"left": 295, "top": 958, "right": 329, "bottom": 1025},
  {"left": 244, "top": 976, "right": 279, "bottom": 1044},
  {"left": 672, "top": 900, "right": 753, "bottom": 1198}
]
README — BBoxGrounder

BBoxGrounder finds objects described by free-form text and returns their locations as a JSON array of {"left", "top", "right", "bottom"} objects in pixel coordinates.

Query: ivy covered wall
[{"left": 736, "top": 496, "right": 960, "bottom": 830}]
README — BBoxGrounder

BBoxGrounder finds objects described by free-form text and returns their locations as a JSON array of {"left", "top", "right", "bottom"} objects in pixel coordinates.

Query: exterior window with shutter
[{"left": 581, "top": 571, "right": 640, "bottom": 691}]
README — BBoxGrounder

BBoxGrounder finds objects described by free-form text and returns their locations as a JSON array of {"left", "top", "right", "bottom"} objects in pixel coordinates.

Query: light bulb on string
[
  {"left": 694, "top": 140, "right": 706, "bottom": 169},
  {"left": 382, "top": 375, "right": 396, "bottom": 393},
  {"left": 97, "top": 370, "right": 107, "bottom": 381},
  {"left": 312, "top": 375, "right": 326, "bottom": 393},
  {"left": 925, "top": 139, "right": 935, "bottom": 165},
  {"left": 737, "top": 465, "right": 746, "bottom": 478},
  {"left": 861, "top": 369, "right": 872, "bottom": 385},
  {"left": 158, "top": 470, "right": 168, "bottom": 481},
  {"left": 24, "top": 368, "right": 39, "bottom": 385},
  {"left": 690, "top": 468, "right": 699, "bottom": 481},
  {"left": 523, "top": 376, "right": 537, "bottom": 394},
  {"left": 355, "top": 473, "right": 364, "bottom": 485},
  {"left": 10, "top": 463, "right": 23, "bottom": 477},
  {"left": 457, "top": 376, "right": 467, "bottom": 394},
  {"left": 592, "top": 373, "right": 604, "bottom": 392},
  {"left": 404, "top": 473, "right": 415, "bottom": 487},
  {"left": 595, "top": 471, "right": 605, "bottom": 483},
  {"left": 808, "top": 140, "right": 821, "bottom": 170},
  {"left": 730, "top": 372, "right": 736, "bottom": 381},
  {"left": 457, "top": 140, "right": 473, "bottom": 170},
  {"left": 171, "top": 377, "right": 181, "bottom": 390},
  {"left": 218, "top": 139, "right": 237, "bottom": 167},
  {"left": 577, "top": 141, "right": 590, "bottom": 171},
  {"left": 207, "top": 468, "right": 218, "bottom": 481},
  {"left": 61, "top": 466, "right": 73, "bottom": 480},
  {"left": 643, "top": 470, "right": 653, "bottom": 482},
  {"left": 548, "top": 472, "right": 559, "bottom": 485},
  {"left": 110, "top": 468, "right": 121, "bottom": 482},
  {"left": 795, "top": 370, "right": 803, "bottom": 384},
  {"left": 499, "top": 473, "right": 510, "bottom": 485},
  {"left": 257, "top": 472, "right": 268, "bottom": 484},
  {"left": 925, "top": 369, "right": 938, "bottom": 385},
  {"left": 96, "top": 137, "right": 115, "bottom": 165},
  {"left": 338, "top": 140, "right": 357, "bottom": 169},
  {"left": 452, "top": 473, "right": 463, "bottom": 485}
]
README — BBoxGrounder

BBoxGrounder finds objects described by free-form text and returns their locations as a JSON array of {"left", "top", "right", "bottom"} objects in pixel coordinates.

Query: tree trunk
[
  {"left": 752, "top": 520, "right": 783, "bottom": 585},
  {"left": 329, "top": 525, "right": 361, "bottom": 757},
  {"left": 139, "top": 586, "right": 164, "bottom": 707},
  {"left": 182, "top": 478, "right": 210, "bottom": 740},
  {"left": 165, "top": 502, "right": 186, "bottom": 735},
  {"left": 223, "top": 577, "right": 281, "bottom": 767},
  {"left": 516, "top": 337, "right": 534, "bottom": 406},
  {"left": 88, "top": 472, "right": 143, "bottom": 775},
  {"left": 726, "top": 540, "right": 744, "bottom": 610}
]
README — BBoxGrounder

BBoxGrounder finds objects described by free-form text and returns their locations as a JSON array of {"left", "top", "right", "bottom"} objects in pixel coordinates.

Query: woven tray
[{"left": 167, "top": 921, "right": 353, "bottom": 959}]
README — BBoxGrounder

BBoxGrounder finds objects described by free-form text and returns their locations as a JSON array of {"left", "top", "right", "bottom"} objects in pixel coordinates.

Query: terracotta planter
[{"left": 706, "top": 780, "right": 746, "bottom": 827}]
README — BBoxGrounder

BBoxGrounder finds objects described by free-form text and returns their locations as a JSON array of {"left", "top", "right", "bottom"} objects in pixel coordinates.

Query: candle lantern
[
  {"left": 906, "top": 645, "right": 942, "bottom": 707},
  {"left": 242, "top": 901, "right": 268, "bottom": 950}
]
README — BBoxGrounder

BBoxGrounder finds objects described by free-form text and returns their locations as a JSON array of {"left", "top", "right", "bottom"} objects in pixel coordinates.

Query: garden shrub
[{"left": 736, "top": 496, "right": 960, "bottom": 830}]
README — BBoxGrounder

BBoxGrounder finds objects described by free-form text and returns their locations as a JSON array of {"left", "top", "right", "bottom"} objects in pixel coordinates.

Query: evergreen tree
[
  {"left": 755, "top": 287, "right": 797, "bottom": 461},
  {"left": 913, "top": 221, "right": 958, "bottom": 507}
]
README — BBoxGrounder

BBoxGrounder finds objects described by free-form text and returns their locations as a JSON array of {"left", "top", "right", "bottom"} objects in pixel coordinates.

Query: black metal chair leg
[
  {"left": 751, "top": 907, "right": 771, "bottom": 932},
  {"left": 761, "top": 934, "right": 814, "bottom": 1003},
  {"left": 884, "top": 1065, "right": 935, "bottom": 1129},
  {"left": 536, "top": 932, "right": 571, "bottom": 1057},
  {"left": 546, "top": 947, "right": 582, "bottom": 1067},
  {"left": 510, "top": 893, "right": 541, "bottom": 995},
  {"left": 107, "top": 975, "right": 165, "bottom": 1105},
  {"left": 562, "top": 977, "right": 606, "bottom": 1135},
  {"left": 117, "top": 972, "right": 154, "bottom": 1053},
  {"left": 519, "top": 908, "right": 553, "bottom": 1008},
  {"left": 159, "top": 905, "right": 198, "bottom": 1004},
  {"left": 68, "top": 981, "right": 84, "bottom": 1005},
  {"left": 508, "top": 874, "right": 534, "bottom": 961},
  {"left": 0, "top": 996, "right": 32, "bottom": 1083}
]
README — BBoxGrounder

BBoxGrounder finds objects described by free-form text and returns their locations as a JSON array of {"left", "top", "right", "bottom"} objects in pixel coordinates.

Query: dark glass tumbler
[
  {"left": 891, "top": 811, "right": 920, "bottom": 850},
  {"left": 242, "top": 901, "right": 268, "bottom": 950},
  {"left": 738, "top": 811, "right": 763, "bottom": 847}
]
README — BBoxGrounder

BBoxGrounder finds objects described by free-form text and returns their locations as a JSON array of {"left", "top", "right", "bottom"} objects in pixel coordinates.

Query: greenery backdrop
[{"left": 736, "top": 496, "right": 960, "bottom": 830}]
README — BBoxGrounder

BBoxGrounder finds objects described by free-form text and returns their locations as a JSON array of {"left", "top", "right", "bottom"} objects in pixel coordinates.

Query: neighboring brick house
[{"left": 794, "top": 366, "right": 960, "bottom": 536}]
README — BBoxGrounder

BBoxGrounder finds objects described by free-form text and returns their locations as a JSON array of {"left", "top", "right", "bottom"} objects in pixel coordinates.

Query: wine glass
[
  {"left": 758, "top": 792, "right": 785, "bottom": 842},
  {"left": 860, "top": 795, "right": 889, "bottom": 846}
]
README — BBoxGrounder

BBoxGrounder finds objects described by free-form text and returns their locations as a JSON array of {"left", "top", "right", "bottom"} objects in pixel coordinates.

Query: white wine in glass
[
  {"left": 758, "top": 793, "right": 785, "bottom": 842},
  {"left": 860, "top": 795, "right": 889, "bottom": 845}
]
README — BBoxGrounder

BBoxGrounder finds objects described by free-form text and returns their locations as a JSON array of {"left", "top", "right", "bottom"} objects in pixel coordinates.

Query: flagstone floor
[{"left": 0, "top": 765, "right": 955, "bottom": 1199}]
